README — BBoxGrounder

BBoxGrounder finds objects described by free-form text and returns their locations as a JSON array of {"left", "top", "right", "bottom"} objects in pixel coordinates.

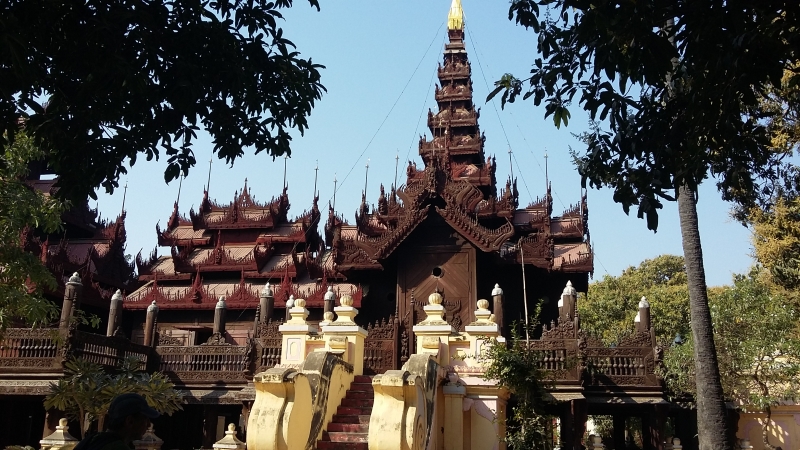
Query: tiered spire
[{"left": 418, "top": 0, "right": 494, "bottom": 194}]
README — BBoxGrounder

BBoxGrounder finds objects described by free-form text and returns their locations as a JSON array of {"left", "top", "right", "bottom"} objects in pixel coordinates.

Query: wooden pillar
[
  {"left": 202, "top": 406, "right": 219, "bottom": 449},
  {"left": 613, "top": 414, "right": 626, "bottom": 450},
  {"left": 648, "top": 404, "right": 668, "bottom": 450},
  {"left": 59, "top": 273, "right": 83, "bottom": 330},
  {"left": 106, "top": 289, "right": 123, "bottom": 336},
  {"left": 560, "top": 402, "right": 574, "bottom": 448},
  {"left": 239, "top": 401, "right": 252, "bottom": 439},
  {"left": 570, "top": 399, "right": 588, "bottom": 450},
  {"left": 213, "top": 297, "right": 227, "bottom": 335},
  {"left": 143, "top": 301, "right": 159, "bottom": 347},
  {"left": 491, "top": 284, "right": 504, "bottom": 331},
  {"left": 259, "top": 284, "right": 274, "bottom": 324}
]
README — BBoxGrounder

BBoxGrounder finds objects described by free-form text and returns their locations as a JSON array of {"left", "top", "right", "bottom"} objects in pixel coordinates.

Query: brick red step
[
  {"left": 331, "top": 414, "right": 371, "bottom": 424},
  {"left": 341, "top": 398, "right": 374, "bottom": 408},
  {"left": 336, "top": 406, "right": 372, "bottom": 415},
  {"left": 348, "top": 383, "right": 373, "bottom": 392},
  {"left": 316, "top": 441, "right": 369, "bottom": 450},
  {"left": 322, "top": 431, "right": 369, "bottom": 442},
  {"left": 327, "top": 423, "right": 370, "bottom": 433},
  {"left": 353, "top": 375, "right": 373, "bottom": 383},
  {"left": 345, "top": 390, "right": 374, "bottom": 399}
]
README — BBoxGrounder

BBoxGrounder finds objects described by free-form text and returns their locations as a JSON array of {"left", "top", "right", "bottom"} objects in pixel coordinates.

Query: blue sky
[{"left": 95, "top": 1, "right": 753, "bottom": 287}]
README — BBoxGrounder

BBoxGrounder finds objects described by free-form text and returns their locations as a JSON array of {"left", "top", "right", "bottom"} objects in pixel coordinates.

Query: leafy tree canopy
[
  {"left": 0, "top": 132, "right": 64, "bottom": 329},
  {"left": 0, "top": 0, "right": 325, "bottom": 201},
  {"left": 491, "top": 0, "right": 799, "bottom": 230},
  {"left": 579, "top": 255, "right": 690, "bottom": 346},
  {"left": 749, "top": 197, "right": 800, "bottom": 290},
  {"left": 44, "top": 357, "right": 183, "bottom": 436}
]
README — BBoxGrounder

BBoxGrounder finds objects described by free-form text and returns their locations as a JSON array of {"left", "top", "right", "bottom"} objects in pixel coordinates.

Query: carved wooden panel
[{"left": 363, "top": 315, "right": 398, "bottom": 375}]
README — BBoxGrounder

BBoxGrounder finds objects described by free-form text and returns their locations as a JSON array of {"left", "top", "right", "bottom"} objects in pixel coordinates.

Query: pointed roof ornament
[
  {"left": 448, "top": 0, "right": 464, "bottom": 30},
  {"left": 562, "top": 280, "right": 577, "bottom": 296}
]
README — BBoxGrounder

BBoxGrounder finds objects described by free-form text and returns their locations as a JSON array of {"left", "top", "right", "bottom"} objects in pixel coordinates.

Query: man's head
[{"left": 106, "top": 393, "right": 160, "bottom": 440}]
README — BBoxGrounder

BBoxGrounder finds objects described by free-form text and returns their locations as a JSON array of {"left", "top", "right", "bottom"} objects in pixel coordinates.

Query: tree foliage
[
  {"left": 0, "top": 0, "right": 325, "bottom": 200},
  {"left": 749, "top": 197, "right": 800, "bottom": 290},
  {"left": 492, "top": 0, "right": 798, "bottom": 230},
  {"left": 579, "top": 255, "right": 690, "bottom": 346},
  {"left": 44, "top": 357, "right": 183, "bottom": 436},
  {"left": 661, "top": 269, "right": 800, "bottom": 449},
  {"left": 0, "top": 132, "right": 64, "bottom": 330}
]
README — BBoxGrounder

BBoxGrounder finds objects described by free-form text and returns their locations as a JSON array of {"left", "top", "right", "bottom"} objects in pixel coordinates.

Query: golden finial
[{"left": 448, "top": 0, "right": 464, "bottom": 31}]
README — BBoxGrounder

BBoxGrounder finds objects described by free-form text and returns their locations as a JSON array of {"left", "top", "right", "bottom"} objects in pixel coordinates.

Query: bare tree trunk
[
  {"left": 762, "top": 405, "right": 778, "bottom": 450},
  {"left": 677, "top": 182, "right": 732, "bottom": 450}
]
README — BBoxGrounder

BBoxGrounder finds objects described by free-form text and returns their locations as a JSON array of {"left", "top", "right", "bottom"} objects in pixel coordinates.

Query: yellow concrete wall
[{"left": 737, "top": 405, "right": 800, "bottom": 450}]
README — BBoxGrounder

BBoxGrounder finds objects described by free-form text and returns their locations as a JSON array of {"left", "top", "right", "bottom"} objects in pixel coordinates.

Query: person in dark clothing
[{"left": 74, "top": 393, "right": 160, "bottom": 450}]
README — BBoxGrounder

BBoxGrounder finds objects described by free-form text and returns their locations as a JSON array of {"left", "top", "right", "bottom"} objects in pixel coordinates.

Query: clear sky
[{"left": 94, "top": 1, "right": 753, "bottom": 287}]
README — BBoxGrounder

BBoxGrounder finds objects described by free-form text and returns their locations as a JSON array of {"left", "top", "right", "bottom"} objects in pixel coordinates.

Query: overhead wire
[
  {"left": 464, "top": 16, "right": 609, "bottom": 277},
  {"left": 328, "top": 21, "right": 445, "bottom": 206}
]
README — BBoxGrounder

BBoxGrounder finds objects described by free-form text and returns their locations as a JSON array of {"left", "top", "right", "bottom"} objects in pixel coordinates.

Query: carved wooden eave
[
  {"left": 333, "top": 240, "right": 382, "bottom": 271},
  {"left": 511, "top": 233, "right": 555, "bottom": 269},
  {"left": 435, "top": 205, "right": 515, "bottom": 252},
  {"left": 556, "top": 242, "right": 594, "bottom": 275},
  {"left": 437, "top": 60, "right": 470, "bottom": 79},
  {"left": 419, "top": 135, "right": 483, "bottom": 157},
  {"left": 434, "top": 81, "right": 474, "bottom": 103},
  {"left": 353, "top": 206, "right": 430, "bottom": 260},
  {"left": 171, "top": 242, "right": 273, "bottom": 274},
  {"left": 427, "top": 106, "right": 479, "bottom": 129},
  {"left": 189, "top": 184, "right": 290, "bottom": 231}
]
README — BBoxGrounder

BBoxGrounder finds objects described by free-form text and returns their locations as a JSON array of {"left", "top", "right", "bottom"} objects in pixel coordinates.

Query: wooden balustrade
[
  {"left": 156, "top": 345, "right": 251, "bottom": 384},
  {"left": 0, "top": 328, "right": 61, "bottom": 370},
  {"left": 71, "top": 330, "right": 151, "bottom": 368}
]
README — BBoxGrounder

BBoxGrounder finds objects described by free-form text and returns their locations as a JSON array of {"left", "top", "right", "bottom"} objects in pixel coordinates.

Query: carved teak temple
[{"left": 0, "top": 3, "right": 693, "bottom": 450}]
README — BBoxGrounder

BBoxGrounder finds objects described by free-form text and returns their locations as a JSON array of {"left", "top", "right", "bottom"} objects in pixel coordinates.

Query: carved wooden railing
[
  {"left": 71, "top": 330, "right": 152, "bottom": 368},
  {"left": 0, "top": 328, "right": 62, "bottom": 370},
  {"left": 254, "top": 321, "right": 283, "bottom": 374},
  {"left": 0, "top": 327, "right": 155, "bottom": 372},
  {"left": 156, "top": 344, "right": 251, "bottom": 384}
]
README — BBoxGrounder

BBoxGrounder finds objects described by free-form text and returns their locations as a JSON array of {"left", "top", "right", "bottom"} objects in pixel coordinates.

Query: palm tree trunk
[{"left": 677, "top": 181, "right": 732, "bottom": 450}]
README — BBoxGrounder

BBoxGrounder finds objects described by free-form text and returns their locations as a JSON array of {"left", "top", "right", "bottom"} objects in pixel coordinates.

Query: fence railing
[
  {"left": 0, "top": 328, "right": 61, "bottom": 370},
  {"left": 157, "top": 345, "right": 251, "bottom": 383}
]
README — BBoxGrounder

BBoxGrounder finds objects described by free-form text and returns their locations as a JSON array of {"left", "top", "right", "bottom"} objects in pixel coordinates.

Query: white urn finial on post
[
  {"left": 40, "top": 418, "right": 78, "bottom": 450},
  {"left": 133, "top": 424, "right": 164, "bottom": 450},
  {"left": 213, "top": 424, "right": 245, "bottom": 450}
]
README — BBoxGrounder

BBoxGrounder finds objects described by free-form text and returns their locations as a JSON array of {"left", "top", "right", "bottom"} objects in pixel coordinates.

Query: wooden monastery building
[{"left": 0, "top": 2, "right": 694, "bottom": 449}]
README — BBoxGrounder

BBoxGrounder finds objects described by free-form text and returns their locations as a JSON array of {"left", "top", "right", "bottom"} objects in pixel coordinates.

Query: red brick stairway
[{"left": 316, "top": 375, "right": 374, "bottom": 450}]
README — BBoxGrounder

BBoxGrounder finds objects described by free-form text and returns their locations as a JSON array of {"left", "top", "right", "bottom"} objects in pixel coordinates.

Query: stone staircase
[{"left": 316, "top": 375, "right": 374, "bottom": 450}]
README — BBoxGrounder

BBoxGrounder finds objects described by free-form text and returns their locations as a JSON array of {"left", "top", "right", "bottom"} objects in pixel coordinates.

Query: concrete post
[
  {"left": 40, "top": 418, "right": 78, "bottom": 450},
  {"left": 133, "top": 424, "right": 164, "bottom": 450},
  {"left": 443, "top": 374, "right": 465, "bottom": 450},
  {"left": 106, "top": 289, "right": 123, "bottom": 336},
  {"left": 588, "top": 435, "right": 605, "bottom": 449},
  {"left": 213, "top": 424, "right": 246, "bottom": 450},
  {"left": 278, "top": 297, "right": 315, "bottom": 366},
  {"left": 491, "top": 283, "right": 504, "bottom": 330},
  {"left": 259, "top": 283, "right": 274, "bottom": 324},
  {"left": 322, "top": 293, "right": 368, "bottom": 375},
  {"left": 143, "top": 301, "right": 159, "bottom": 347},
  {"left": 412, "top": 292, "right": 455, "bottom": 366},
  {"left": 59, "top": 272, "right": 83, "bottom": 330},
  {"left": 635, "top": 297, "right": 651, "bottom": 332}
]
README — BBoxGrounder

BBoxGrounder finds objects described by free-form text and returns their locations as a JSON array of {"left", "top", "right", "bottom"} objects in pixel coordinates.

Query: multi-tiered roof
[{"left": 126, "top": 182, "right": 362, "bottom": 312}]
